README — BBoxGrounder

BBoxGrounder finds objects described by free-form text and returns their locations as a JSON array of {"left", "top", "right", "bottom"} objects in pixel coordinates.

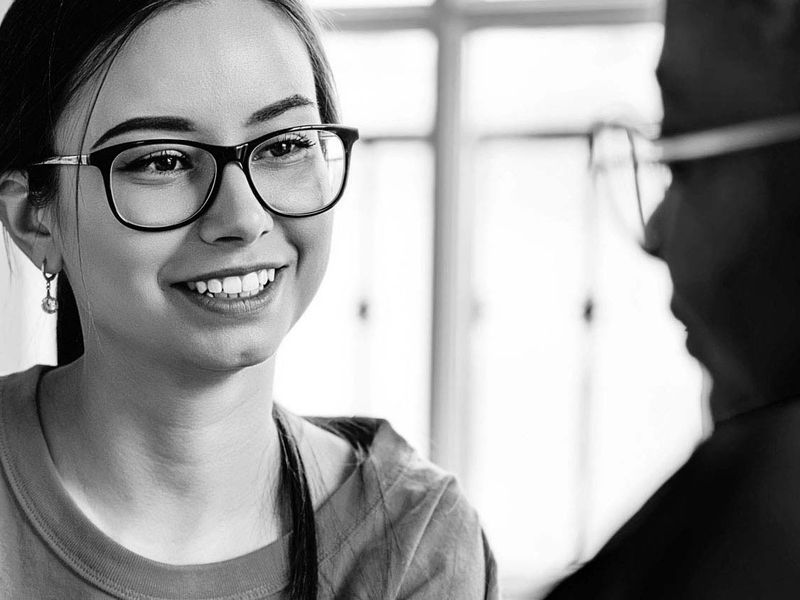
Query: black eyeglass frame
[{"left": 30, "top": 124, "right": 360, "bottom": 232}]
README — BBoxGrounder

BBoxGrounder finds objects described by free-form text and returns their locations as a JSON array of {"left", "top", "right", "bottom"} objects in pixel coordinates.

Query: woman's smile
[{"left": 173, "top": 265, "right": 288, "bottom": 316}]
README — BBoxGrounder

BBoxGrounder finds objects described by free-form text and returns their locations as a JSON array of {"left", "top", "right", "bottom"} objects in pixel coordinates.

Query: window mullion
[{"left": 429, "top": 0, "right": 473, "bottom": 483}]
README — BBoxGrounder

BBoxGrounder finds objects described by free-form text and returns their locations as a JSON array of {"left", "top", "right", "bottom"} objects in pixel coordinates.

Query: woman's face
[{"left": 51, "top": 0, "right": 333, "bottom": 373}]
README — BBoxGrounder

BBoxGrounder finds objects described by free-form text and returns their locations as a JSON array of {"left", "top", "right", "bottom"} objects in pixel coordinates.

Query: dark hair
[{"left": 0, "top": 1, "right": 339, "bottom": 598}]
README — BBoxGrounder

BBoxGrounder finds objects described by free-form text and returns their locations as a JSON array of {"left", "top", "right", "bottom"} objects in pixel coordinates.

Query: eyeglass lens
[
  {"left": 109, "top": 129, "right": 347, "bottom": 228},
  {"left": 592, "top": 127, "right": 672, "bottom": 242}
]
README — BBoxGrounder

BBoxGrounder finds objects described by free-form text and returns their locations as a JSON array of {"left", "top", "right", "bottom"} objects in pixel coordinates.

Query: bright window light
[
  {"left": 466, "top": 25, "right": 664, "bottom": 133},
  {"left": 324, "top": 30, "right": 437, "bottom": 136},
  {"left": 464, "top": 24, "right": 701, "bottom": 596},
  {"left": 275, "top": 141, "right": 434, "bottom": 456}
]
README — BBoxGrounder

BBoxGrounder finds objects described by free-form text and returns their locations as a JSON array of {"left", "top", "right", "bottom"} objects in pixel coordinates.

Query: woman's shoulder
[
  {"left": 0, "top": 364, "right": 48, "bottom": 404},
  {"left": 0, "top": 366, "right": 52, "bottom": 442},
  {"left": 299, "top": 414, "right": 498, "bottom": 599},
  {"left": 0, "top": 364, "right": 51, "bottom": 483},
  {"left": 0, "top": 365, "right": 56, "bottom": 592},
  {"left": 304, "top": 417, "right": 481, "bottom": 542},
  {"left": 304, "top": 414, "right": 455, "bottom": 497},
  {"left": 287, "top": 410, "right": 477, "bottom": 528}
]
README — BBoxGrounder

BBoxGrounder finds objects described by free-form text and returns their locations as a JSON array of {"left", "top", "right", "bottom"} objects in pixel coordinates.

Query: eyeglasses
[
  {"left": 30, "top": 124, "right": 360, "bottom": 232},
  {"left": 589, "top": 115, "right": 800, "bottom": 242}
]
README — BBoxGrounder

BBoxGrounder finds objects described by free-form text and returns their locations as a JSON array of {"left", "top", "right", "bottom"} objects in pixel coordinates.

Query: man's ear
[{"left": 0, "top": 169, "right": 63, "bottom": 272}]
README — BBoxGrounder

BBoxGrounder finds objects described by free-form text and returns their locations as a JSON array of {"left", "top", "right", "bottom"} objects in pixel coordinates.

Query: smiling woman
[{"left": 0, "top": 1, "right": 496, "bottom": 598}]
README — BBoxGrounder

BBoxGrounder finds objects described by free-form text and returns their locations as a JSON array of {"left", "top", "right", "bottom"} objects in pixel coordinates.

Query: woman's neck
[{"left": 38, "top": 347, "right": 285, "bottom": 564}]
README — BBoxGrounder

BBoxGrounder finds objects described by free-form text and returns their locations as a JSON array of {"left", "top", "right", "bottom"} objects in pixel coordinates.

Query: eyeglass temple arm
[
  {"left": 653, "top": 115, "right": 800, "bottom": 163},
  {"left": 30, "top": 155, "right": 91, "bottom": 166}
]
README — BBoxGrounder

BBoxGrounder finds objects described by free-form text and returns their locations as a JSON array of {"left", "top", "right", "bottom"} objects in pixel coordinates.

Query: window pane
[
  {"left": 275, "top": 141, "right": 433, "bottom": 455},
  {"left": 278, "top": 30, "right": 436, "bottom": 453},
  {"left": 470, "top": 139, "right": 587, "bottom": 588},
  {"left": 588, "top": 192, "right": 704, "bottom": 555},
  {"left": 466, "top": 24, "right": 663, "bottom": 133},
  {"left": 469, "top": 136, "right": 702, "bottom": 596},
  {"left": 323, "top": 30, "right": 436, "bottom": 136},
  {"left": 466, "top": 25, "right": 702, "bottom": 596}
]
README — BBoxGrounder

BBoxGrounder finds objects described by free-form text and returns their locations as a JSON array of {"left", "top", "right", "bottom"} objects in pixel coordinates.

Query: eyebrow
[
  {"left": 92, "top": 94, "right": 318, "bottom": 149},
  {"left": 245, "top": 94, "right": 316, "bottom": 127}
]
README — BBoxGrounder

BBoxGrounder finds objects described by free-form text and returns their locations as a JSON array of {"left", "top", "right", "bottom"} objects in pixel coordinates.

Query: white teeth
[
  {"left": 241, "top": 272, "right": 260, "bottom": 292},
  {"left": 222, "top": 276, "right": 242, "bottom": 294},
  {"left": 188, "top": 268, "right": 279, "bottom": 299}
]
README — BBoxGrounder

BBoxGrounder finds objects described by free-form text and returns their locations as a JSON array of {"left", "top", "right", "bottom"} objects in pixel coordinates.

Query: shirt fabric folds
[{"left": 0, "top": 365, "right": 498, "bottom": 600}]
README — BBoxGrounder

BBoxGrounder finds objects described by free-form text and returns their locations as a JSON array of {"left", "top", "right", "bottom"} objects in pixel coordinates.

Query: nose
[{"left": 198, "top": 162, "right": 274, "bottom": 245}]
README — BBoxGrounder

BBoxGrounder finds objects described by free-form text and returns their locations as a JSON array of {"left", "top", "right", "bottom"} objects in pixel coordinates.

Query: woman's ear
[{"left": 0, "top": 169, "right": 63, "bottom": 272}]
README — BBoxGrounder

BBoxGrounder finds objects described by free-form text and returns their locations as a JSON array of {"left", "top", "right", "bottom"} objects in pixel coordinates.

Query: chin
[
  {"left": 208, "top": 342, "right": 280, "bottom": 372},
  {"left": 163, "top": 333, "right": 281, "bottom": 374}
]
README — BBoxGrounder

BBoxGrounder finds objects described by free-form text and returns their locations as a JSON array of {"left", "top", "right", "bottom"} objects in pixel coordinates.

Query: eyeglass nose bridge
[
  {"left": 202, "top": 141, "right": 268, "bottom": 216},
  {"left": 206, "top": 142, "right": 256, "bottom": 191},
  {"left": 213, "top": 142, "right": 250, "bottom": 169}
]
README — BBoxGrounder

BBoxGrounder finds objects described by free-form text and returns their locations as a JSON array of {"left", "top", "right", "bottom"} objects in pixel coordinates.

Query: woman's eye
[
  {"left": 150, "top": 155, "right": 181, "bottom": 171},
  {"left": 254, "top": 136, "right": 315, "bottom": 162},
  {"left": 268, "top": 142, "right": 296, "bottom": 157},
  {"left": 126, "top": 150, "right": 192, "bottom": 174}
]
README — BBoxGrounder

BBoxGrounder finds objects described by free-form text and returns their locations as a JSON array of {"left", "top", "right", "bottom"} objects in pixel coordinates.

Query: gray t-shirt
[{"left": 0, "top": 366, "right": 498, "bottom": 599}]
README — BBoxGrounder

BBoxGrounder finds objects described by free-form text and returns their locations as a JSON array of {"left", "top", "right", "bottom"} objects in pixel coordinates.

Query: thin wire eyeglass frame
[
  {"left": 29, "top": 124, "right": 360, "bottom": 232},
  {"left": 590, "top": 114, "right": 800, "bottom": 233}
]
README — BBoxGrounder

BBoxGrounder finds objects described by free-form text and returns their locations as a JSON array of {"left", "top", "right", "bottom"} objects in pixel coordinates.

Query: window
[{"left": 291, "top": 0, "right": 704, "bottom": 596}]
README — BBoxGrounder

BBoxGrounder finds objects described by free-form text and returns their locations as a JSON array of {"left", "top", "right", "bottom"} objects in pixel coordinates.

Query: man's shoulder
[{"left": 546, "top": 416, "right": 800, "bottom": 599}]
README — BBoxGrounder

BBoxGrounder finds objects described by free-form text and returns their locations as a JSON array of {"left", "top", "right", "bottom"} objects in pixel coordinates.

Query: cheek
[
  {"left": 53, "top": 173, "right": 180, "bottom": 312},
  {"left": 52, "top": 166, "right": 115, "bottom": 256},
  {"left": 289, "top": 214, "right": 333, "bottom": 303},
  {"left": 665, "top": 167, "right": 777, "bottom": 333},
  {"left": 665, "top": 166, "right": 763, "bottom": 282}
]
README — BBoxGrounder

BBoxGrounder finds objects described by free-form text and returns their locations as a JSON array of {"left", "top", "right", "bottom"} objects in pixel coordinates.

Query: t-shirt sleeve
[{"left": 396, "top": 478, "right": 499, "bottom": 600}]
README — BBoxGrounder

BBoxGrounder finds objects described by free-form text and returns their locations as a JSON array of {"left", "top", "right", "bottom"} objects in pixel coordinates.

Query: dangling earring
[{"left": 40, "top": 260, "right": 58, "bottom": 314}]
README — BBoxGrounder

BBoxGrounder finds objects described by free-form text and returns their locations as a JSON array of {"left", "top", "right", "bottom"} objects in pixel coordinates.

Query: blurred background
[{"left": 0, "top": 0, "right": 706, "bottom": 597}]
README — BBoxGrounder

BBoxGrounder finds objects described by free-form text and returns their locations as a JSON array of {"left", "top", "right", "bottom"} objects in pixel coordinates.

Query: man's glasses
[
  {"left": 589, "top": 115, "right": 800, "bottom": 243},
  {"left": 31, "top": 124, "right": 360, "bottom": 232}
]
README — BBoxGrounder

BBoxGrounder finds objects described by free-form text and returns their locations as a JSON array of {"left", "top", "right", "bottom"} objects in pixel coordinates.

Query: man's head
[{"left": 650, "top": 0, "right": 800, "bottom": 417}]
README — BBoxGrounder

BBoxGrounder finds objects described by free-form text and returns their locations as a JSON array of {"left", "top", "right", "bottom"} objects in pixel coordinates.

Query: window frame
[
  {"left": 321, "top": 0, "right": 663, "bottom": 484},
  {"left": 319, "top": 1, "right": 665, "bottom": 595}
]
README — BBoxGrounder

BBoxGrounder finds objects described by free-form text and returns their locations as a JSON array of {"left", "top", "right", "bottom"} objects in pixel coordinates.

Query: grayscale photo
[{"left": 0, "top": 0, "right": 796, "bottom": 598}]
